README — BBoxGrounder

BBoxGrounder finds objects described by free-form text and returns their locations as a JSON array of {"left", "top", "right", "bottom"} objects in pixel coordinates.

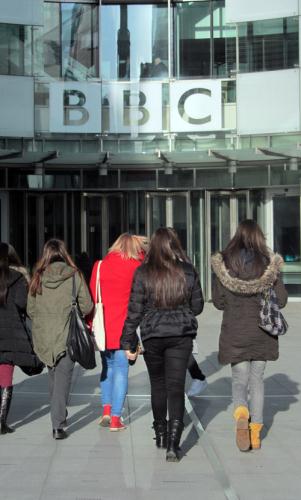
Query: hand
[{"left": 125, "top": 349, "right": 138, "bottom": 361}]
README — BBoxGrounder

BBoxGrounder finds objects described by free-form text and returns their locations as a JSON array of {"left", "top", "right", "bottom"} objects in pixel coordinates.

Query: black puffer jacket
[
  {"left": 0, "top": 269, "right": 37, "bottom": 367},
  {"left": 211, "top": 251, "right": 288, "bottom": 365},
  {"left": 120, "top": 261, "right": 204, "bottom": 350}
]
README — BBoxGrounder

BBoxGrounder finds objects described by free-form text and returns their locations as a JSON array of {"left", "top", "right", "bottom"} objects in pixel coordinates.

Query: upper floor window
[
  {"left": 34, "top": 2, "right": 99, "bottom": 80},
  {"left": 174, "top": 0, "right": 236, "bottom": 78},
  {"left": 238, "top": 17, "right": 299, "bottom": 73},
  {"left": 0, "top": 23, "right": 32, "bottom": 76}
]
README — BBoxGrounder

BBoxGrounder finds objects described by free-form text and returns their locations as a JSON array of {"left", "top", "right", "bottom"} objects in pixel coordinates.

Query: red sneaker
[
  {"left": 109, "top": 416, "right": 126, "bottom": 432},
  {"left": 98, "top": 404, "right": 111, "bottom": 427}
]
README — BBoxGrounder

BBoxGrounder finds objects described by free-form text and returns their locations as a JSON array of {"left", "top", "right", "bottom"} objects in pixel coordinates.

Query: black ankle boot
[
  {"left": 166, "top": 420, "right": 183, "bottom": 462},
  {"left": 0, "top": 386, "right": 14, "bottom": 434},
  {"left": 153, "top": 420, "right": 167, "bottom": 448}
]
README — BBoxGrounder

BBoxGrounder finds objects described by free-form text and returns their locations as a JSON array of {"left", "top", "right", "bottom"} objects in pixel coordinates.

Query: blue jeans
[{"left": 100, "top": 349, "right": 129, "bottom": 417}]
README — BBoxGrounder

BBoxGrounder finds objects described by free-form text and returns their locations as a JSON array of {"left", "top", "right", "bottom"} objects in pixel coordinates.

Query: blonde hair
[{"left": 109, "top": 233, "right": 148, "bottom": 260}]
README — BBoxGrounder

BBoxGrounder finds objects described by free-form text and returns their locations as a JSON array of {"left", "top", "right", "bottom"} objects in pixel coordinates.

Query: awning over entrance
[{"left": 0, "top": 147, "right": 297, "bottom": 168}]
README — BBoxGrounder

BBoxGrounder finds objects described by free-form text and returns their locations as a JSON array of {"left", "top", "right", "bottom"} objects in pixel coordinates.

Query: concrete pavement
[{"left": 0, "top": 303, "right": 300, "bottom": 500}]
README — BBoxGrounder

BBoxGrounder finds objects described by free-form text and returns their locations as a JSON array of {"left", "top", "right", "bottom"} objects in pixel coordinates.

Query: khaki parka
[{"left": 27, "top": 262, "right": 93, "bottom": 367}]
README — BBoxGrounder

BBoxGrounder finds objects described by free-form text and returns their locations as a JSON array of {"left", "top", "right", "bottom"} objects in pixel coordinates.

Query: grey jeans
[
  {"left": 48, "top": 353, "right": 74, "bottom": 429},
  {"left": 231, "top": 360, "right": 266, "bottom": 423}
]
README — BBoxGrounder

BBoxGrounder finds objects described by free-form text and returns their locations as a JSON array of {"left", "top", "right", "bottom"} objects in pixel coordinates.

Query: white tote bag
[{"left": 92, "top": 260, "right": 106, "bottom": 351}]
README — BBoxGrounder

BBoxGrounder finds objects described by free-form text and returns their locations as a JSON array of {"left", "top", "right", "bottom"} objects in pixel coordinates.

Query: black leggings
[
  {"left": 143, "top": 336, "right": 192, "bottom": 423},
  {"left": 187, "top": 354, "right": 206, "bottom": 381}
]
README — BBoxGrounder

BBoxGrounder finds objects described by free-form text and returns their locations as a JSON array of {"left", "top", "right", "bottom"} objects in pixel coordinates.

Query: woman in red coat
[{"left": 90, "top": 234, "right": 147, "bottom": 431}]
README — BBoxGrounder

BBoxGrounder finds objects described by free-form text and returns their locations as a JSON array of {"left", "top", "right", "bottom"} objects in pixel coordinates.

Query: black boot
[
  {"left": 166, "top": 419, "right": 183, "bottom": 462},
  {"left": 0, "top": 386, "right": 14, "bottom": 434},
  {"left": 153, "top": 420, "right": 167, "bottom": 448}
]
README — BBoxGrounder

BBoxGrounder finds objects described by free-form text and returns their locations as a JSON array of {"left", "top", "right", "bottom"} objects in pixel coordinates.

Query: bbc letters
[{"left": 49, "top": 80, "right": 222, "bottom": 134}]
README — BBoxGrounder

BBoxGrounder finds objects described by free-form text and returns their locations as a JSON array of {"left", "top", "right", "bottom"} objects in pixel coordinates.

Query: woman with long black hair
[
  {"left": 27, "top": 239, "right": 93, "bottom": 439},
  {"left": 211, "top": 219, "right": 287, "bottom": 451},
  {"left": 121, "top": 227, "right": 204, "bottom": 462},
  {"left": 0, "top": 243, "right": 32, "bottom": 434}
]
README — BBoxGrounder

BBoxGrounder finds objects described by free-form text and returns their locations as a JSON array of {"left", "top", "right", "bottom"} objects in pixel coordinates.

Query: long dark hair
[
  {"left": 144, "top": 227, "right": 189, "bottom": 308},
  {"left": 222, "top": 219, "right": 270, "bottom": 278},
  {"left": 29, "top": 239, "right": 77, "bottom": 296},
  {"left": 0, "top": 243, "right": 23, "bottom": 305}
]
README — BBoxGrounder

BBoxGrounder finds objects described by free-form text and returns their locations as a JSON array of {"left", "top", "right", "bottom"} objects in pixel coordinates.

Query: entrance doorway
[
  {"left": 82, "top": 194, "right": 125, "bottom": 263},
  {"left": 26, "top": 193, "right": 68, "bottom": 268},
  {"left": 205, "top": 190, "right": 251, "bottom": 299}
]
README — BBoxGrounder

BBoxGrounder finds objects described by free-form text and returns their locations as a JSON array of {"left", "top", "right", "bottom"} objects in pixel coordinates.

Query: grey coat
[{"left": 211, "top": 252, "right": 288, "bottom": 365}]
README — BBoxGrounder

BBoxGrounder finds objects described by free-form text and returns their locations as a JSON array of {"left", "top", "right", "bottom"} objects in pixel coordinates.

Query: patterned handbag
[{"left": 258, "top": 287, "right": 288, "bottom": 336}]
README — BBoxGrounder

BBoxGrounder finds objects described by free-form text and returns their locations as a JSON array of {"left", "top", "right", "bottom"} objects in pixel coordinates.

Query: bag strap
[
  {"left": 72, "top": 274, "right": 77, "bottom": 305},
  {"left": 95, "top": 260, "right": 103, "bottom": 304}
]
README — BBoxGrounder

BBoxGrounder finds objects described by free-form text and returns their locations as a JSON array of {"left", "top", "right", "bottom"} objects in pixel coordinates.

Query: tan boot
[
  {"left": 249, "top": 423, "right": 263, "bottom": 450},
  {"left": 233, "top": 406, "right": 250, "bottom": 452}
]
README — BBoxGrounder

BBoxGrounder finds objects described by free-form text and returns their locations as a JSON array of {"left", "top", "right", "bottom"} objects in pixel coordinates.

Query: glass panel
[
  {"left": 121, "top": 170, "right": 156, "bottom": 189},
  {"left": 158, "top": 170, "right": 193, "bottom": 188},
  {"left": 44, "top": 170, "right": 81, "bottom": 189},
  {"left": 34, "top": 2, "right": 98, "bottom": 80},
  {"left": 34, "top": 2, "right": 60, "bottom": 78},
  {"left": 0, "top": 169, "right": 5, "bottom": 187},
  {"left": 271, "top": 165, "right": 301, "bottom": 186},
  {"left": 210, "top": 194, "right": 230, "bottom": 253},
  {"left": 273, "top": 195, "right": 301, "bottom": 297},
  {"left": 62, "top": 3, "right": 99, "bottom": 80},
  {"left": 27, "top": 196, "right": 38, "bottom": 269},
  {"left": 86, "top": 197, "right": 103, "bottom": 262},
  {"left": 101, "top": 4, "right": 168, "bottom": 80},
  {"left": 44, "top": 195, "right": 65, "bottom": 242},
  {"left": 172, "top": 195, "right": 187, "bottom": 252},
  {"left": 212, "top": 2, "right": 236, "bottom": 77},
  {"left": 150, "top": 196, "right": 166, "bottom": 234},
  {"left": 108, "top": 196, "right": 123, "bottom": 247},
  {"left": 235, "top": 166, "right": 269, "bottom": 188},
  {"left": 0, "top": 23, "right": 32, "bottom": 76},
  {"left": 196, "top": 169, "right": 232, "bottom": 188},
  {"left": 237, "top": 193, "right": 247, "bottom": 221},
  {"left": 83, "top": 170, "right": 118, "bottom": 189},
  {"left": 9, "top": 192, "right": 24, "bottom": 264},
  {"left": 175, "top": 1, "right": 211, "bottom": 77},
  {"left": 238, "top": 17, "right": 299, "bottom": 73},
  {"left": 8, "top": 169, "right": 42, "bottom": 189}
]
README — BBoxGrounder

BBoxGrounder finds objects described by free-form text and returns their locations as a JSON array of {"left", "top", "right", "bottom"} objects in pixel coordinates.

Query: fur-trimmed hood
[{"left": 211, "top": 252, "right": 283, "bottom": 295}]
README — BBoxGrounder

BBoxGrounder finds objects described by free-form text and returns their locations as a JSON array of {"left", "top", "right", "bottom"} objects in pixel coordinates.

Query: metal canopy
[{"left": 0, "top": 148, "right": 297, "bottom": 168}]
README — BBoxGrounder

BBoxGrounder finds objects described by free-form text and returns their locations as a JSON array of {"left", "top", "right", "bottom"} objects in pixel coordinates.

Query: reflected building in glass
[{"left": 0, "top": 0, "right": 300, "bottom": 300}]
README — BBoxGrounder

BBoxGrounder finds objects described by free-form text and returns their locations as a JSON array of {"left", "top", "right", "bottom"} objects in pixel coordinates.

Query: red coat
[{"left": 89, "top": 252, "right": 143, "bottom": 350}]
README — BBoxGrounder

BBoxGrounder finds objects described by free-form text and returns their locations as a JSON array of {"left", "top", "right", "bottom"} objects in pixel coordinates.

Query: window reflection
[
  {"left": 238, "top": 17, "right": 299, "bottom": 72},
  {"left": 34, "top": 2, "right": 98, "bottom": 80},
  {"left": 101, "top": 4, "right": 168, "bottom": 80}
]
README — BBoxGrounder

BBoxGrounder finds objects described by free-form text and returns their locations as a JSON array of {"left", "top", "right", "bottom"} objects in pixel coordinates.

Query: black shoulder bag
[{"left": 67, "top": 275, "right": 96, "bottom": 370}]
